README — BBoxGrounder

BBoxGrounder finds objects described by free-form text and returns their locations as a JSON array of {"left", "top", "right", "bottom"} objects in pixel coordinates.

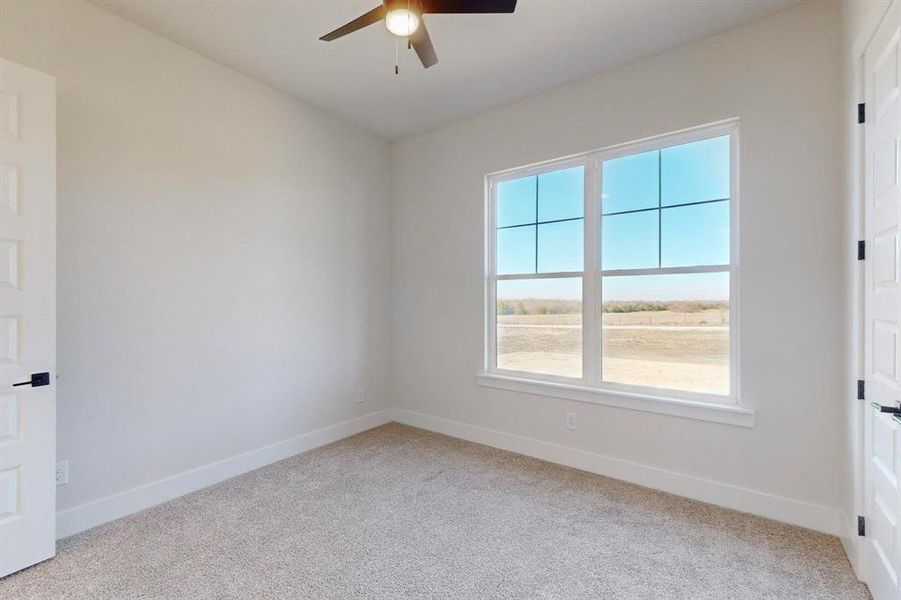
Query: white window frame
[{"left": 479, "top": 119, "right": 754, "bottom": 428}]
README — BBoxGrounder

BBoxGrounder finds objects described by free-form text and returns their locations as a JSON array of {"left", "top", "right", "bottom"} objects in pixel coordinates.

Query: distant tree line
[
  {"left": 497, "top": 299, "right": 728, "bottom": 315},
  {"left": 496, "top": 299, "right": 579, "bottom": 315},
  {"left": 602, "top": 300, "right": 728, "bottom": 313}
]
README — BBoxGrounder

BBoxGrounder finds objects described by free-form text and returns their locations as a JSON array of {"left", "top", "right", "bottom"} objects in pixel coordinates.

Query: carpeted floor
[{"left": 0, "top": 423, "right": 868, "bottom": 599}]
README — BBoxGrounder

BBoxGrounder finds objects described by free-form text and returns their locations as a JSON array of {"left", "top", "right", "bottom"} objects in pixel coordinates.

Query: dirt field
[{"left": 497, "top": 310, "right": 729, "bottom": 395}]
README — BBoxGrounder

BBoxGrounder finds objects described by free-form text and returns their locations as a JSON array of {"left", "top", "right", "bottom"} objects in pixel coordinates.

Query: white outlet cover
[
  {"left": 565, "top": 413, "right": 576, "bottom": 430},
  {"left": 354, "top": 389, "right": 365, "bottom": 403},
  {"left": 55, "top": 460, "right": 69, "bottom": 486}
]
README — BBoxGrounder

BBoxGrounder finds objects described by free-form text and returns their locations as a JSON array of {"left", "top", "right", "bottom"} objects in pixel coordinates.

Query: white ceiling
[{"left": 91, "top": 0, "right": 798, "bottom": 140}]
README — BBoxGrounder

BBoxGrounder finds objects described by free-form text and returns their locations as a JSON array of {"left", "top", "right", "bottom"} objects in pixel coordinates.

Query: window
[
  {"left": 485, "top": 121, "right": 740, "bottom": 413},
  {"left": 495, "top": 165, "right": 585, "bottom": 378}
]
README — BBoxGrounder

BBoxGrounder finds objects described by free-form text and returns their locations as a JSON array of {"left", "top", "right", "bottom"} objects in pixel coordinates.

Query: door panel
[
  {"left": 872, "top": 227, "right": 899, "bottom": 285},
  {"left": 866, "top": 408, "right": 901, "bottom": 599},
  {"left": 0, "top": 393, "right": 19, "bottom": 442},
  {"left": 0, "top": 59, "right": 56, "bottom": 578}
]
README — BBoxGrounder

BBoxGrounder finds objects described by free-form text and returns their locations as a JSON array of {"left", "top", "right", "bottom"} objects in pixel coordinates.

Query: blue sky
[{"left": 497, "top": 136, "right": 730, "bottom": 302}]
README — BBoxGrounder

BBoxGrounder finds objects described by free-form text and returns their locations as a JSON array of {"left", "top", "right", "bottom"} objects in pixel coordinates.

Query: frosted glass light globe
[{"left": 385, "top": 8, "right": 420, "bottom": 37}]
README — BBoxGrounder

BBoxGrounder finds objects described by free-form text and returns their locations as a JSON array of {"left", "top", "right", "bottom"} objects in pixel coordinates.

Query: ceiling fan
[{"left": 319, "top": 0, "right": 518, "bottom": 70}]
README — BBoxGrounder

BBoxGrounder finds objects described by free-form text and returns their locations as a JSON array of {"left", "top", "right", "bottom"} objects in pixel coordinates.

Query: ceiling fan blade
[
  {"left": 418, "top": 0, "right": 516, "bottom": 13},
  {"left": 409, "top": 17, "right": 438, "bottom": 68},
  {"left": 319, "top": 5, "right": 387, "bottom": 41}
]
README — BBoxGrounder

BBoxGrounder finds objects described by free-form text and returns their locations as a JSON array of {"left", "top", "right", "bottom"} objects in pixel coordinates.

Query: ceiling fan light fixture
[
  {"left": 319, "top": 0, "right": 517, "bottom": 69},
  {"left": 385, "top": 8, "right": 420, "bottom": 37}
]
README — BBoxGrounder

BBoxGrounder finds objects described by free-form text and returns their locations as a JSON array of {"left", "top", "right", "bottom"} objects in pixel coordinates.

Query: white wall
[
  {"left": 392, "top": 0, "right": 847, "bottom": 533},
  {"left": 0, "top": 0, "right": 392, "bottom": 519}
]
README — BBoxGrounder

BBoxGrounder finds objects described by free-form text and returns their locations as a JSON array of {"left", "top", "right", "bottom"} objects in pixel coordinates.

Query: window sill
[{"left": 475, "top": 372, "right": 755, "bottom": 428}]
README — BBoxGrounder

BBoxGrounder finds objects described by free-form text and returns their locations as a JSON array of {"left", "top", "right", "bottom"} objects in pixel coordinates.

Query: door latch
[
  {"left": 11, "top": 372, "right": 50, "bottom": 388},
  {"left": 871, "top": 402, "right": 901, "bottom": 414}
]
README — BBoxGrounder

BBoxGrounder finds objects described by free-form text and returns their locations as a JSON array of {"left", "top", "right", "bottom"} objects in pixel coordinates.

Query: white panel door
[
  {"left": 863, "top": 2, "right": 901, "bottom": 598},
  {"left": 0, "top": 59, "right": 56, "bottom": 577}
]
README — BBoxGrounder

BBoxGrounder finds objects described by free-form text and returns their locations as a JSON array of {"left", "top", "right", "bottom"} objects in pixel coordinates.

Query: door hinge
[
  {"left": 858, "top": 515, "right": 866, "bottom": 536},
  {"left": 858, "top": 380, "right": 865, "bottom": 400},
  {"left": 858, "top": 103, "right": 866, "bottom": 124},
  {"left": 858, "top": 240, "right": 866, "bottom": 260}
]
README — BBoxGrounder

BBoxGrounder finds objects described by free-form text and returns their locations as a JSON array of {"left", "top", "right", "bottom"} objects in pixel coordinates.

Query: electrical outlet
[
  {"left": 565, "top": 412, "right": 576, "bottom": 430},
  {"left": 354, "top": 389, "right": 365, "bottom": 404},
  {"left": 55, "top": 460, "right": 69, "bottom": 486}
]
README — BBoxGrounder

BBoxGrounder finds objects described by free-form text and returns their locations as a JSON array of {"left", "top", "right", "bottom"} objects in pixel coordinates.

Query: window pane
[
  {"left": 602, "top": 150, "right": 659, "bottom": 214},
  {"left": 538, "top": 219, "right": 583, "bottom": 273},
  {"left": 601, "top": 210, "right": 659, "bottom": 270},
  {"left": 661, "top": 201, "right": 730, "bottom": 267},
  {"left": 661, "top": 136, "right": 730, "bottom": 206},
  {"left": 497, "top": 175, "right": 536, "bottom": 228},
  {"left": 602, "top": 272, "right": 729, "bottom": 396},
  {"left": 497, "top": 278, "right": 582, "bottom": 378},
  {"left": 538, "top": 166, "right": 584, "bottom": 222},
  {"left": 497, "top": 225, "right": 535, "bottom": 275}
]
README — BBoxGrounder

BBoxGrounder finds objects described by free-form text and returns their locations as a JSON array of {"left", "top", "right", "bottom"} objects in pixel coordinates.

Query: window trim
[{"left": 482, "top": 119, "right": 750, "bottom": 427}]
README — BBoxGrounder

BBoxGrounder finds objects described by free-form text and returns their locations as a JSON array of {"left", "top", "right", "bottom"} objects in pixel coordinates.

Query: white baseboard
[
  {"left": 58, "top": 407, "right": 851, "bottom": 547},
  {"left": 56, "top": 409, "right": 394, "bottom": 539},
  {"left": 394, "top": 408, "right": 847, "bottom": 537}
]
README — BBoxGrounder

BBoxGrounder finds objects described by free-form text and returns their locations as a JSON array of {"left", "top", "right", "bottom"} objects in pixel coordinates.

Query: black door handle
[
  {"left": 871, "top": 402, "right": 901, "bottom": 414},
  {"left": 11, "top": 372, "right": 50, "bottom": 388}
]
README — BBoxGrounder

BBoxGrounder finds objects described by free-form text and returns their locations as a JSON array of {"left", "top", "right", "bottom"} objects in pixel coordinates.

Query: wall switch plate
[
  {"left": 55, "top": 460, "right": 69, "bottom": 486},
  {"left": 565, "top": 412, "right": 576, "bottom": 430},
  {"left": 354, "top": 389, "right": 365, "bottom": 404}
]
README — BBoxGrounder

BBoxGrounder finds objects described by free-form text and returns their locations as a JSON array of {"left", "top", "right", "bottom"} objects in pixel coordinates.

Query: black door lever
[
  {"left": 871, "top": 402, "right": 901, "bottom": 414},
  {"left": 11, "top": 372, "right": 50, "bottom": 388}
]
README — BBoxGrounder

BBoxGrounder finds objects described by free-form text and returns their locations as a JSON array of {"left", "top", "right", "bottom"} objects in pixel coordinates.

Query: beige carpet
[{"left": 0, "top": 423, "right": 868, "bottom": 599}]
